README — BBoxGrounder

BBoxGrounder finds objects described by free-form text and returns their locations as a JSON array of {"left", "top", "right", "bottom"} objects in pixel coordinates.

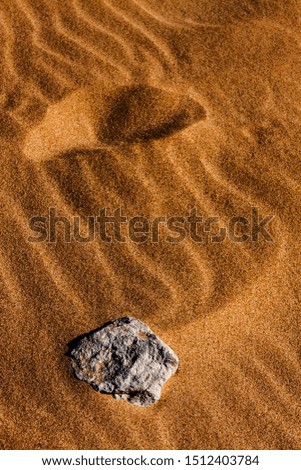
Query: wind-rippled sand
[{"left": 0, "top": 0, "right": 301, "bottom": 449}]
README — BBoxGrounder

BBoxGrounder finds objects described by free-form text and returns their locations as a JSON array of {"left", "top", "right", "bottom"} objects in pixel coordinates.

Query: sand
[{"left": 0, "top": 0, "right": 301, "bottom": 450}]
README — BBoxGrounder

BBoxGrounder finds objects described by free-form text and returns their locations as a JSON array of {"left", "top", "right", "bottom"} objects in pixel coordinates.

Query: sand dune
[
  {"left": 23, "top": 85, "right": 206, "bottom": 160},
  {"left": 0, "top": 0, "right": 301, "bottom": 450}
]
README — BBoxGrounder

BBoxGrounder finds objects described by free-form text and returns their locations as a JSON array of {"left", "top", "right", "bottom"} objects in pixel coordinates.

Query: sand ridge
[
  {"left": 23, "top": 84, "right": 207, "bottom": 161},
  {"left": 0, "top": 0, "right": 301, "bottom": 450}
]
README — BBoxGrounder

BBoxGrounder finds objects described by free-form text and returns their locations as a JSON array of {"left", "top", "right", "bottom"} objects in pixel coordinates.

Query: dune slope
[{"left": 0, "top": 0, "right": 301, "bottom": 449}]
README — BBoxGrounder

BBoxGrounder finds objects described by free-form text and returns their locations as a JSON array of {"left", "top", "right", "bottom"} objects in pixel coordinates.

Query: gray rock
[{"left": 68, "top": 316, "right": 179, "bottom": 407}]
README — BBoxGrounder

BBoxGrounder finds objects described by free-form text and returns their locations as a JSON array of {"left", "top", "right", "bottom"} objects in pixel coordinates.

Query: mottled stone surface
[{"left": 68, "top": 316, "right": 179, "bottom": 407}]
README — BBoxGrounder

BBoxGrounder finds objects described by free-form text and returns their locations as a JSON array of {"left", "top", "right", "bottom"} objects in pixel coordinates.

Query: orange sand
[{"left": 0, "top": 0, "right": 301, "bottom": 450}]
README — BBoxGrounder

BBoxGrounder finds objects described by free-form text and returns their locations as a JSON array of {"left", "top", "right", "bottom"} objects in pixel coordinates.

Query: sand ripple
[{"left": 0, "top": 0, "right": 301, "bottom": 450}]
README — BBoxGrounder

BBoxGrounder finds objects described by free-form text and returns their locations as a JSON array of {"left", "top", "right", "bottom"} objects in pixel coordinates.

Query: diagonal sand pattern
[{"left": 0, "top": 0, "right": 301, "bottom": 450}]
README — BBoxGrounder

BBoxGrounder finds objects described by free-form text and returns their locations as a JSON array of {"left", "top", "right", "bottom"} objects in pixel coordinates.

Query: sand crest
[{"left": 23, "top": 85, "right": 206, "bottom": 161}]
